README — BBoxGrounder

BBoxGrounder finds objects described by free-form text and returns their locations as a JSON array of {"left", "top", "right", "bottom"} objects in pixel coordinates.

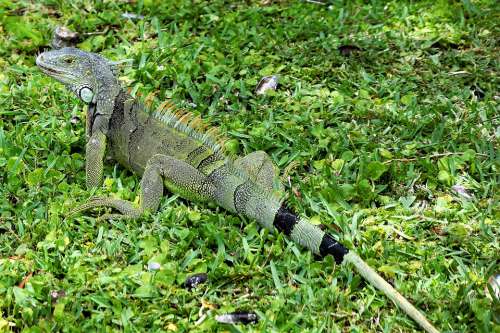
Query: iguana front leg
[
  {"left": 86, "top": 130, "right": 107, "bottom": 189},
  {"left": 70, "top": 154, "right": 216, "bottom": 219}
]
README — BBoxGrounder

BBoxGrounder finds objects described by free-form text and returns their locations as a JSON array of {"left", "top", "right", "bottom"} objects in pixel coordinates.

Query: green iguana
[{"left": 36, "top": 47, "right": 439, "bottom": 333}]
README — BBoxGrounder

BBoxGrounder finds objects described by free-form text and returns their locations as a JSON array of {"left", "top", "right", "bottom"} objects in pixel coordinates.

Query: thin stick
[
  {"left": 384, "top": 151, "right": 488, "bottom": 164},
  {"left": 344, "top": 252, "right": 439, "bottom": 333}
]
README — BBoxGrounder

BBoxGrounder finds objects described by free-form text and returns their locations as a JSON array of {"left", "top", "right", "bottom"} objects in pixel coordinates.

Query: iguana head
[{"left": 36, "top": 47, "right": 118, "bottom": 104}]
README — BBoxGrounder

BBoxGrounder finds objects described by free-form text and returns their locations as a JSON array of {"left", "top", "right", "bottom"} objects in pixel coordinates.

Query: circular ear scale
[{"left": 79, "top": 87, "right": 94, "bottom": 103}]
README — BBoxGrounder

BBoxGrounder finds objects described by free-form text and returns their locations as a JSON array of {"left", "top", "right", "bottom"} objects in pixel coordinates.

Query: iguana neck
[{"left": 87, "top": 80, "right": 122, "bottom": 137}]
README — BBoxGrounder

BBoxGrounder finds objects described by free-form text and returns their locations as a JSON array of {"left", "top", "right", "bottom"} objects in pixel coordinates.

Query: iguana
[{"left": 36, "top": 47, "right": 439, "bottom": 333}]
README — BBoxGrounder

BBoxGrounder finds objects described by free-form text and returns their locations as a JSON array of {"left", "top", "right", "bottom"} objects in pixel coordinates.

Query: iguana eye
[
  {"left": 79, "top": 86, "right": 94, "bottom": 103},
  {"left": 64, "top": 57, "right": 74, "bottom": 64}
]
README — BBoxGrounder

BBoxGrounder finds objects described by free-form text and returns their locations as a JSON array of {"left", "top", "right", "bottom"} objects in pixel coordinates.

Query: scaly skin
[{"left": 36, "top": 47, "right": 439, "bottom": 333}]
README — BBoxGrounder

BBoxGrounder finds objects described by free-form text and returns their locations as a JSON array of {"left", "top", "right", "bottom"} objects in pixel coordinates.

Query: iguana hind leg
[
  {"left": 69, "top": 154, "right": 216, "bottom": 219},
  {"left": 234, "top": 150, "right": 284, "bottom": 193}
]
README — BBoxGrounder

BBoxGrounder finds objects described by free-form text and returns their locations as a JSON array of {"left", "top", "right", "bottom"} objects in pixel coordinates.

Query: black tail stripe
[
  {"left": 319, "top": 233, "right": 349, "bottom": 264},
  {"left": 273, "top": 204, "right": 298, "bottom": 236},
  {"left": 233, "top": 180, "right": 252, "bottom": 214}
]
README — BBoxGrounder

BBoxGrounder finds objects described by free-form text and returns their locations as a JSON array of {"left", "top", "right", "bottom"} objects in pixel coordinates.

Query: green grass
[{"left": 0, "top": 0, "right": 499, "bottom": 332}]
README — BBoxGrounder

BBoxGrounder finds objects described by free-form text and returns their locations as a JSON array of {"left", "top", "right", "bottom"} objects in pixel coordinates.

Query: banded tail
[
  {"left": 272, "top": 203, "right": 439, "bottom": 333},
  {"left": 209, "top": 156, "right": 439, "bottom": 332}
]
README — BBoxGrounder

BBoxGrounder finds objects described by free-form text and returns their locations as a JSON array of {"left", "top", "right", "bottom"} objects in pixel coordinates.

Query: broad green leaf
[{"left": 366, "top": 161, "right": 388, "bottom": 180}]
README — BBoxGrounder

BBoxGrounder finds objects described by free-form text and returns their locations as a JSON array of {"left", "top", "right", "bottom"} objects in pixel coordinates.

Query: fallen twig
[
  {"left": 304, "top": 0, "right": 327, "bottom": 5},
  {"left": 18, "top": 272, "right": 33, "bottom": 289},
  {"left": 384, "top": 152, "right": 489, "bottom": 164}
]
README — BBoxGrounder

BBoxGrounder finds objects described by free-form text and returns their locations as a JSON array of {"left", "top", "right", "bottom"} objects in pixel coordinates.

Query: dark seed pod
[
  {"left": 122, "top": 12, "right": 145, "bottom": 20},
  {"left": 451, "top": 184, "right": 473, "bottom": 199},
  {"left": 215, "top": 312, "right": 258, "bottom": 324},
  {"left": 70, "top": 116, "right": 80, "bottom": 124},
  {"left": 50, "top": 290, "right": 66, "bottom": 303},
  {"left": 338, "top": 44, "right": 362, "bottom": 56},
  {"left": 51, "top": 26, "right": 79, "bottom": 49},
  {"left": 7, "top": 193, "right": 18, "bottom": 205},
  {"left": 184, "top": 273, "right": 208, "bottom": 289},
  {"left": 471, "top": 85, "right": 485, "bottom": 99},
  {"left": 255, "top": 75, "right": 278, "bottom": 95},
  {"left": 486, "top": 274, "right": 500, "bottom": 301}
]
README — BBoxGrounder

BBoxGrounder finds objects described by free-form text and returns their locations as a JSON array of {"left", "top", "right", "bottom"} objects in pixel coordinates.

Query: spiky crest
[
  {"left": 151, "top": 99, "right": 283, "bottom": 201},
  {"left": 152, "top": 99, "right": 230, "bottom": 157},
  {"left": 144, "top": 91, "right": 158, "bottom": 108}
]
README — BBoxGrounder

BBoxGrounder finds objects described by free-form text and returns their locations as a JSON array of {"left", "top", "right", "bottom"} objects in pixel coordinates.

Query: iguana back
[{"left": 107, "top": 90, "right": 225, "bottom": 176}]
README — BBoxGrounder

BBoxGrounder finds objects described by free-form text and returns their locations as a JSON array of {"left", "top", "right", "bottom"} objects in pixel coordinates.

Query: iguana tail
[
  {"left": 212, "top": 165, "right": 439, "bottom": 332},
  {"left": 271, "top": 204, "right": 440, "bottom": 333}
]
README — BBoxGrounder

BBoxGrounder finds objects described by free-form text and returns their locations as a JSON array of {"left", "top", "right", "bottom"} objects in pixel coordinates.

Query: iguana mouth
[
  {"left": 38, "top": 65, "right": 63, "bottom": 76},
  {"left": 36, "top": 54, "right": 71, "bottom": 79}
]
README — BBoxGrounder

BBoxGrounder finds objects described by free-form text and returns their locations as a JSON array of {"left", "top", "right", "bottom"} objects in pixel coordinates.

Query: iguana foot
[{"left": 68, "top": 196, "right": 143, "bottom": 219}]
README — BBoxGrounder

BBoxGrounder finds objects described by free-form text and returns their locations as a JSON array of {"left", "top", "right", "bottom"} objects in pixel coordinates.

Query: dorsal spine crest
[
  {"left": 153, "top": 99, "right": 228, "bottom": 156},
  {"left": 152, "top": 98, "right": 279, "bottom": 201}
]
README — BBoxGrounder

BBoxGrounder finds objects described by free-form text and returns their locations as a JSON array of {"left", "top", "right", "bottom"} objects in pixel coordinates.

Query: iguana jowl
[{"left": 36, "top": 47, "right": 439, "bottom": 333}]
